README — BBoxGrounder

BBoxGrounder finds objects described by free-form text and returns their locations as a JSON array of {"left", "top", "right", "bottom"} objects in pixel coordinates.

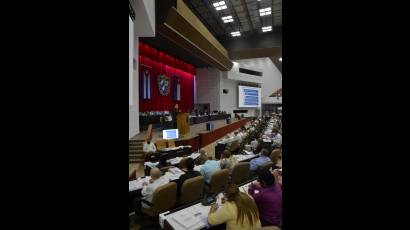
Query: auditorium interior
[{"left": 129, "top": 0, "right": 282, "bottom": 229}]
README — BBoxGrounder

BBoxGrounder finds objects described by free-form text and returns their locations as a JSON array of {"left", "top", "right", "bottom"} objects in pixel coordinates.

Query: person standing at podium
[{"left": 171, "top": 103, "right": 180, "bottom": 129}]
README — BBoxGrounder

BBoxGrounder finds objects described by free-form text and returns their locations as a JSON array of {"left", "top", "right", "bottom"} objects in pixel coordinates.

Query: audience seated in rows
[
  {"left": 177, "top": 158, "right": 201, "bottom": 195},
  {"left": 250, "top": 149, "right": 272, "bottom": 171},
  {"left": 208, "top": 184, "right": 262, "bottom": 230},
  {"left": 248, "top": 169, "right": 282, "bottom": 227},
  {"left": 219, "top": 150, "right": 238, "bottom": 173}
]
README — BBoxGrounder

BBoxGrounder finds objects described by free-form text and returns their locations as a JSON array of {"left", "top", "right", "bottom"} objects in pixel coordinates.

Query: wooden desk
[
  {"left": 199, "top": 119, "right": 248, "bottom": 148},
  {"left": 174, "top": 119, "right": 248, "bottom": 151}
]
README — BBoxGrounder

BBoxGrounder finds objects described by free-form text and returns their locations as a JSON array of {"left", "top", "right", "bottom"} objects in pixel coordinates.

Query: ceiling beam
[
  {"left": 238, "top": 0, "right": 255, "bottom": 33},
  {"left": 225, "top": 0, "right": 245, "bottom": 34},
  {"left": 271, "top": 0, "right": 275, "bottom": 28}
]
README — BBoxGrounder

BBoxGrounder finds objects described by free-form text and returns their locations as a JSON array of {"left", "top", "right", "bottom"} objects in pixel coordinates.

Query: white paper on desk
[
  {"left": 172, "top": 210, "right": 201, "bottom": 229},
  {"left": 243, "top": 150, "right": 253, "bottom": 155},
  {"left": 169, "top": 167, "right": 183, "bottom": 175},
  {"left": 168, "top": 157, "right": 181, "bottom": 165},
  {"left": 129, "top": 180, "right": 139, "bottom": 191},
  {"left": 187, "top": 206, "right": 202, "bottom": 216}
]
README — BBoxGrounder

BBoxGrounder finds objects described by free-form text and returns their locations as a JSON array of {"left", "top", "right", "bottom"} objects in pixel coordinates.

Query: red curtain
[{"left": 139, "top": 42, "right": 195, "bottom": 113}]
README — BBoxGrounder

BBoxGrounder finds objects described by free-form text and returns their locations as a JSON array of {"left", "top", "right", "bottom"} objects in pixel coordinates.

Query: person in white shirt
[
  {"left": 250, "top": 139, "right": 259, "bottom": 151},
  {"left": 232, "top": 131, "right": 242, "bottom": 143},
  {"left": 219, "top": 135, "right": 234, "bottom": 145},
  {"left": 271, "top": 129, "right": 282, "bottom": 147},
  {"left": 143, "top": 140, "right": 157, "bottom": 155},
  {"left": 238, "top": 131, "right": 246, "bottom": 141},
  {"left": 141, "top": 167, "right": 169, "bottom": 208},
  {"left": 132, "top": 167, "right": 169, "bottom": 221}
]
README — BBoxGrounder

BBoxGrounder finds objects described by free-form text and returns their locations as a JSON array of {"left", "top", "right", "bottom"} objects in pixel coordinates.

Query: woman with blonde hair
[{"left": 208, "top": 184, "right": 261, "bottom": 230}]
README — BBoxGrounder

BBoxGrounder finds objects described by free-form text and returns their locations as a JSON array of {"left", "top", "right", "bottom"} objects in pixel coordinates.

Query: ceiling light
[
  {"left": 214, "top": 1, "right": 227, "bottom": 11},
  {"left": 231, "top": 31, "right": 241, "bottom": 37},
  {"left": 279, "top": 57, "right": 282, "bottom": 62},
  {"left": 262, "top": 26, "right": 272, "bottom": 32},
  {"left": 222, "top": 15, "right": 234, "bottom": 23},
  {"left": 259, "top": 7, "right": 271, "bottom": 16}
]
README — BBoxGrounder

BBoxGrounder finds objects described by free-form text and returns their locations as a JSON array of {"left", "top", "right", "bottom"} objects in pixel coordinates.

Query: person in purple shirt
[
  {"left": 249, "top": 149, "right": 272, "bottom": 171},
  {"left": 248, "top": 169, "right": 282, "bottom": 227}
]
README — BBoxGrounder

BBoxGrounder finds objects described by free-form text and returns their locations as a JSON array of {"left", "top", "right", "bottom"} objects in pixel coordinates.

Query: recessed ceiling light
[
  {"left": 259, "top": 7, "right": 271, "bottom": 16},
  {"left": 231, "top": 31, "right": 241, "bottom": 37},
  {"left": 214, "top": 1, "right": 227, "bottom": 11},
  {"left": 222, "top": 15, "right": 234, "bottom": 23},
  {"left": 262, "top": 26, "right": 272, "bottom": 32}
]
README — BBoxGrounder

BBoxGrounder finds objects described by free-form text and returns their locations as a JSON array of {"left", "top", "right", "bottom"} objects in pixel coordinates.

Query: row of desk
[{"left": 129, "top": 151, "right": 258, "bottom": 193}]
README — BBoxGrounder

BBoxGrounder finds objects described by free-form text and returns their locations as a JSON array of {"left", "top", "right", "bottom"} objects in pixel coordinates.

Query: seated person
[
  {"left": 208, "top": 184, "right": 261, "bottom": 230},
  {"left": 250, "top": 138, "right": 259, "bottom": 151},
  {"left": 143, "top": 139, "right": 157, "bottom": 161},
  {"left": 143, "top": 139, "right": 157, "bottom": 156},
  {"left": 177, "top": 158, "right": 201, "bottom": 195},
  {"left": 218, "top": 135, "right": 234, "bottom": 145},
  {"left": 271, "top": 129, "right": 282, "bottom": 148},
  {"left": 272, "top": 168, "right": 282, "bottom": 187},
  {"left": 219, "top": 150, "right": 238, "bottom": 173},
  {"left": 270, "top": 149, "right": 282, "bottom": 170},
  {"left": 141, "top": 167, "right": 169, "bottom": 208},
  {"left": 194, "top": 149, "right": 208, "bottom": 165},
  {"left": 200, "top": 154, "right": 221, "bottom": 184},
  {"left": 157, "top": 156, "right": 172, "bottom": 172},
  {"left": 232, "top": 131, "right": 242, "bottom": 143},
  {"left": 249, "top": 149, "right": 272, "bottom": 171},
  {"left": 248, "top": 169, "right": 282, "bottom": 227},
  {"left": 239, "top": 127, "right": 247, "bottom": 138}
]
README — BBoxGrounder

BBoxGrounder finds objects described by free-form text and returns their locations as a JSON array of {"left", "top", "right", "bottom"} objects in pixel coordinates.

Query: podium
[{"left": 176, "top": 113, "right": 190, "bottom": 137}]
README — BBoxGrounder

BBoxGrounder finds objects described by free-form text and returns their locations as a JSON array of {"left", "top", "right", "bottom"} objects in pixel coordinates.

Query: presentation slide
[
  {"left": 163, "top": 129, "right": 179, "bottom": 140},
  {"left": 238, "top": 86, "right": 261, "bottom": 108}
]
